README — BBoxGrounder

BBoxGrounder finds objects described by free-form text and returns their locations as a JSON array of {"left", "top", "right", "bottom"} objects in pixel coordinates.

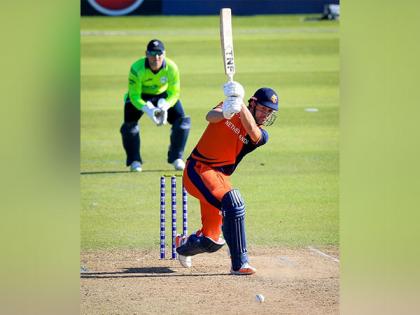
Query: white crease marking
[
  {"left": 278, "top": 255, "right": 295, "bottom": 267},
  {"left": 308, "top": 246, "right": 339, "bottom": 263}
]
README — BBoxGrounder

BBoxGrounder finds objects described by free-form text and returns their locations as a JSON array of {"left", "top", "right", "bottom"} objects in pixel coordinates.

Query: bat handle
[{"left": 227, "top": 74, "right": 234, "bottom": 82}]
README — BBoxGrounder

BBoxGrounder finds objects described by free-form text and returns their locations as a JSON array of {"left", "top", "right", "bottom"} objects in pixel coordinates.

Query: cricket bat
[{"left": 220, "top": 8, "right": 235, "bottom": 82}]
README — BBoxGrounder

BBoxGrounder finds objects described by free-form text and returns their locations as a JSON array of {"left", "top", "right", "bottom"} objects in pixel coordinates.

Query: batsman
[{"left": 176, "top": 82, "right": 279, "bottom": 275}]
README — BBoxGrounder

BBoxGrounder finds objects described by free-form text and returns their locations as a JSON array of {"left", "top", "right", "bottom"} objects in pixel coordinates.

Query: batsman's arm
[
  {"left": 206, "top": 104, "right": 224, "bottom": 123},
  {"left": 239, "top": 104, "right": 262, "bottom": 143}
]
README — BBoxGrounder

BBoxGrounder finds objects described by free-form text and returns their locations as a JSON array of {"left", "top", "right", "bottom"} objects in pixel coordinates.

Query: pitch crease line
[{"left": 307, "top": 246, "right": 339, "bottom": 263}]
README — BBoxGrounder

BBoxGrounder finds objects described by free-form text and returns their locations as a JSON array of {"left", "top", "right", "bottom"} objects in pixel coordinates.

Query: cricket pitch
[{"left": 81, "top": 246, "right": 339, "bottom": 314}]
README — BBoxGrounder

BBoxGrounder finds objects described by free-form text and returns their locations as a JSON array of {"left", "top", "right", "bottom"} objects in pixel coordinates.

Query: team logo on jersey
[
  {"left": 87, "top": 0, "right": 145, "bottom": 16},
  {"left": 160, "top": 76, "right": 168, "bottom": 84},
  {"left": 271, "top": 94, "right": 278, "bottom": 103}
]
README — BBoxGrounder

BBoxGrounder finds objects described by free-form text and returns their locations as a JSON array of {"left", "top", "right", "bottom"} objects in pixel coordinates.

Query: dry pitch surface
[{"left": 81, "top": 246, "right": 339, "bottom": 314}]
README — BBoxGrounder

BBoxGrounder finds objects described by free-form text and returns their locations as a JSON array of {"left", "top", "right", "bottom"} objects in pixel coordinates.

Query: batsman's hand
[
  {"left": 223, "top": 81, "right": 245, "bottom": 99},
  {"left": 141, "top": 101, "right": 160, "bottom": 125},
  {"left": 222, "top": 96, "right": 243, "bottom": 119}
]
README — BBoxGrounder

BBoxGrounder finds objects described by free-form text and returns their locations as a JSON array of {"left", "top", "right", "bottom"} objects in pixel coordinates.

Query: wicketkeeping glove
[
  {"left": 222, "top": 96, "right": 242, "bottom": 119},
  {"left": 157, "top": 98, "right": 170, "bottom": 111},
  {"left": 155, "top": 109, "right": 168, "bottom": 126},
  {"left": 156, "top": 98, "right": 170, "bottom": 126},
  {"left": 141, "top": 101, "right": 160, "bottom": 125},
  {"left": 223, "top": 81, "right": 245, "bottom": 99}
]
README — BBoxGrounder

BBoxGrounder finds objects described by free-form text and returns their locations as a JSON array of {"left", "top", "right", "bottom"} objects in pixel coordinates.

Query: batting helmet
[{"left": 251, "top": 87, "right": 279, "bottom": 111}]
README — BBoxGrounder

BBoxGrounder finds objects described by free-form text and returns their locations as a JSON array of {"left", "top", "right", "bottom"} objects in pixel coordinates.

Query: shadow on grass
[{"left": 81, "top": 267, "right": 229, "bottom": 279}]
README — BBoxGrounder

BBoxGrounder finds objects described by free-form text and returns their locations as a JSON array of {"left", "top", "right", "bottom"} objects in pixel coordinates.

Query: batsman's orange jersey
[
  {"left": 183, "top": 103, "right": 269, "bottom": 239},
  {"left": 189, "top": 103, "right": 269, "bottom": 175}
]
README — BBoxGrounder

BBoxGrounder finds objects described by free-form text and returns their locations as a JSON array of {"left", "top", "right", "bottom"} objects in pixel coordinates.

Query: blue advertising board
[{"left": 81, "top": 0, "right": 339, "bottom": 16}]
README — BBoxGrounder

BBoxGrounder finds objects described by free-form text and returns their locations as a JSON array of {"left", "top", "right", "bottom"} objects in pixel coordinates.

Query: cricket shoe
[
  {"left": 175, "top": 234, "right": 192, "bottom": 268},
  {"left": 230, "top": 262, "right": 256, "bottom": 275},
  {"left": 130, "top": 161, "right": 142, "bottom": 172},
  {"left": 172, "top": 159, "right": 185, "bottom": 171}
]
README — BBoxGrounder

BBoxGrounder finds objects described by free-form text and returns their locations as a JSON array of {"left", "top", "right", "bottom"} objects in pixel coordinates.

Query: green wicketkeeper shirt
[{"left": 124, "top": 57, "right": 180, "bottom": 110}]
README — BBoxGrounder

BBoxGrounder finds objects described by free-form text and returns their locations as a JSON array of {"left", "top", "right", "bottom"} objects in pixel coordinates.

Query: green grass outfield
[{"left": 81, "top": 15, "right": 339, "bottom": 250}]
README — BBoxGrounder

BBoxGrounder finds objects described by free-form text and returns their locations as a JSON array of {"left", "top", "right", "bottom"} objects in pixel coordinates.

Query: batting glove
[
  {"left": 141, "top": 101, "right": 160, "bottom": 125},
  {"left": 223, "top": 81, "right": 245, "bottom": 99},
  {"left": 222, "top": 96, "right": 243, "bottom": 119}
]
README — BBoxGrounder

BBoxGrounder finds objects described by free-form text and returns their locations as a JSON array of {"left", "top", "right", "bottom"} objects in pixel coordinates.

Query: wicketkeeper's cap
[
  {"left": 252, "top": 87, "right": 279, "bottom": 110},
  {"left": 146, "top": 39, "right": 165, "bottom": 54}
]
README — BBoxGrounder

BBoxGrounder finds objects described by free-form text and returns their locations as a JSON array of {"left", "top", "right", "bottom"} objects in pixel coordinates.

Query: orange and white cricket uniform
[{"left": 183, "top": 103, "right": 269, "bottom": 240}]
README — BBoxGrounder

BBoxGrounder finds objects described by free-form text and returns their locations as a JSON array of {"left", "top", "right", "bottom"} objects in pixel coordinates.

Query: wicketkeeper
[
  {"left": 120, "top": 39, "right": 190, "bottom": 172},
  {"left": 175, "top": 81, "right": 279, "bottom": 275}
]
